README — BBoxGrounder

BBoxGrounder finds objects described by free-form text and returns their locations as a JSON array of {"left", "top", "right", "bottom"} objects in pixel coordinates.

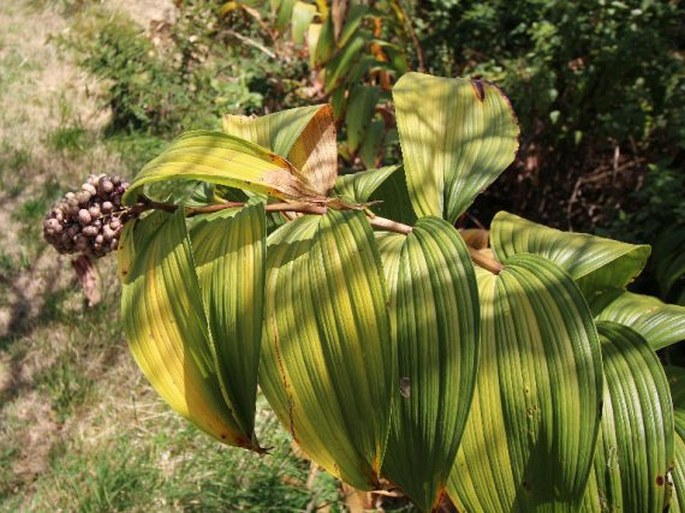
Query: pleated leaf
[
  {"left": 260, "top": 210, "right": 394, "bottom": 490},
  {"left": 368, "top": 166, "right": 417, "bottom": 226},
  {"left": 118, "top": 209, "right": 260, "bottom": 450},
  {"left": 189, "top": 201, "right": 265, "bottom": 441},
  {"left": 581, "top": 322, "right": 673, "bottom": 512},
  {"left": 665, "top": 366, "right": 685, "bottom": 512},
  {"left": 222, "top": 105, "right": 337, "bottom": 196},
  {"left": 334, "top": 165, "right": 400, "bottom": 203},
  {"left": 491, "top": 211, "right": 651, "bottom": 295},
  {"left": 590, "top": 288, "right": 685, "bottom": 350},
  {"left": 381, "top": 217, "right": 479, "bottom": 512},
  {"left": 393, "top": 72, "right": 520, "bottom": 223},
  {"left": 448, "top": 254, "right": 603, "bottom": 512},
  {"left": 123, "top": 131, "right": 321, "bottom": 205}
]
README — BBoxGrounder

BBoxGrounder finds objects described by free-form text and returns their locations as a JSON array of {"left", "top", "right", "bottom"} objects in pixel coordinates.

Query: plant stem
[{"left": 134, "top": 196, "right": 503, "bottom": 274}]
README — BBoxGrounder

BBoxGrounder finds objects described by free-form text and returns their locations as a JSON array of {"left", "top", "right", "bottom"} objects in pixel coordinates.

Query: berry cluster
[{"left": 43, "top": 174, "right": 131, "bottom": 258}]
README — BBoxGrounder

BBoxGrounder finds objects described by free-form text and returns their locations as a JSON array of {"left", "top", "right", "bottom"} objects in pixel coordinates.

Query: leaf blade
[
  {"left": 393, "top": 72, "right": 520, "bottom": 223},
  {"left": 124, "top": 130, "right": 321, "bottom": 204},
  {"left": 118, "top": 209, "right": 259, "bottom": 450},
  {"left": 448, "top": 254, "right": 603, "bottom": 512},
  {"left": 491, "top": 211, "right": 651, "bottom": 294},
  {"left": 190, "top": 201, "right": 266, "bottom": 441},
  {"left": 381, "top": 217, "right": 479, "bottom": 511}
]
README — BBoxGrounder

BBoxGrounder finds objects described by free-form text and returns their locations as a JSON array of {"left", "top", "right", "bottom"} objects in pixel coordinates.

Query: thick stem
[{"left": 134, "top": 196, "right": 503, "bottom": 274}]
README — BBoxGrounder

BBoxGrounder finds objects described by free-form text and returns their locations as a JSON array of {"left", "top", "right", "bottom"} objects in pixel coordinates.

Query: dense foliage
[
  {"left": 90, "top": 72, "right": 685, "bottom": 512},
  {"left": 60, "top": 0, "right": 685, "bottom": 256},
  {"left": 414, "top": 0, "right": 685, "bottom": 237}
]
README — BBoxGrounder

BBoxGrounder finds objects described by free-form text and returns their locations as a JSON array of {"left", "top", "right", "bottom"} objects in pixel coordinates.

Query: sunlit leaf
[
  {"left": 123, "top": 131, "right": 321, "bottom": 205},
  {"left": 582, "top": 322, "right": 673, "bottom": 512},
  {"left": 381, "top": 218, "right": 479, "bottom": 511},
  {"left": 260, "top": 210, "right": 394, "bottom": 489},
  {"left": 291, "top": 1, "right": 317, "bottom": 44},
  {"left": 393, "top": 72, "right": 520, "bottom": 223},
  {"left": 190, "top": 201, "right": 266, "bottom": 439},
  {"left": 491, "top": 211, "right": 651, "bottom": 295},
  {"left": 448, "top": 254, "right": 603, "bottom": 512},
  {"left": 222, "top": 105, "right": 320, "bottom": 157},
  {"left": 118, "top": 209, "right": 261, "bottom": 450},
  {"left": 589, "top": 288, "right": 685, "bottom": 350},
  {"left": 286, "top": 104, "right": 337, "bottom": 195},
  {"left": 334, "top": 165, "right": 399, "bottom": 204},
  {"left": 223, "top": 105, "right": 337, "bottom": 196}
]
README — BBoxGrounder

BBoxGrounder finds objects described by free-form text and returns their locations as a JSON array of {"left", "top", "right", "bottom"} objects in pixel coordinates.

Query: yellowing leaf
[
  {"left": 260, "top": 211, "right": 394, "bottom": 490},
  {"left": 286, "top": 104, "right": 337, "bottom": 195},
  {"left": 123, "top": 131, "right": 322, "bottom": 205},
  {"left": 190, "top": 201, "right": 266, "bottom": 440},
  {"left": 393, "top": 72, "right": 520, "bottom": 223},
  {"left": 118, "top": 209, "right": 261, "bottom": 451},
  {"left": 223, "top": 105, "right": 337, "bottom": 196}
]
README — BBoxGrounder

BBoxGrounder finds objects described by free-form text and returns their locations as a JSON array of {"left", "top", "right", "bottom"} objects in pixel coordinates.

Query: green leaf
[
  {"left": 359, "top": 119, "right": 386, "bottom": 169},
  {"left": 653, "top": 224, "right": 685, "bottom": 299},
  {"left": 260, "top": 210, "right": 394, "bottom": 490},
  {"left": 223, "top": 105, "right": 337, "bottom": 196},
  {"left": 118, "top": 209, "right": 260, "bottom": 450},
  {"left": 582, "top": 322, "right": 673, "bottom": 512},
  {"left": 448, "top": 254, "right": 603, "bottom": 512},
  {"left": 274, "top": 0, "right": 296, "bottom": 30},
  {"left": 345, "top": 85, "right": 380, "bottom": 153},
  {"left": 381, "top": 218, "right": 479, "bottom": 511},
  {"left": 313, "top": 14, "right": 335, "bottom": 66},
  {"left": 368, "top": 165, "right": 417, "bottom": 226},
  {"left": 190, "top": 201, "right": 266, "bottom": 440},
  {"left": 291, "top": 1, "right": 317, "bottom": 44},
  {"left": 393, "top": 72, "right": 520, "bottom": 223},
  {"left": 337, "top": 4, "right": 368, "bottom": 49},
  {"left": 123, "top": 131, "right": 321, "bottom": 205},
  {"left": 589, "top": 288, "right": 685, "bottom": 350},
  {"left": 324, "top": 33, "right": 366, "bottom": 93},
  {"left": 665, "top": 366, "right": 685, "bottom": 512},
  {"left": 491, "top": 211, "right": 651, "bottom": 295},
  {"left": 334, "top": 165, "right": 399, "bottom": 204},
  {"left": 222, "top": 105, "right": 322, "bottom": 157}
]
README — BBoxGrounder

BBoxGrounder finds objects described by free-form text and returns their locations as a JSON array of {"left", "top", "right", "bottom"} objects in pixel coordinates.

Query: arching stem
[{"left": 133, "top": 195, "right": 503, "bottom": 274}]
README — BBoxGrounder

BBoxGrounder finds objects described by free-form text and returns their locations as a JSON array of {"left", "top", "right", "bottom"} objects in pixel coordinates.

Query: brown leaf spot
[
  {"left": 656, "top": 475, "right": 665, "bottom": 486},
  {"left": 471, "top": 79, "right": 486, "bottom": 102},
  {"left": 399, "top": 377, "right": 411, "bottom": 398}
]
